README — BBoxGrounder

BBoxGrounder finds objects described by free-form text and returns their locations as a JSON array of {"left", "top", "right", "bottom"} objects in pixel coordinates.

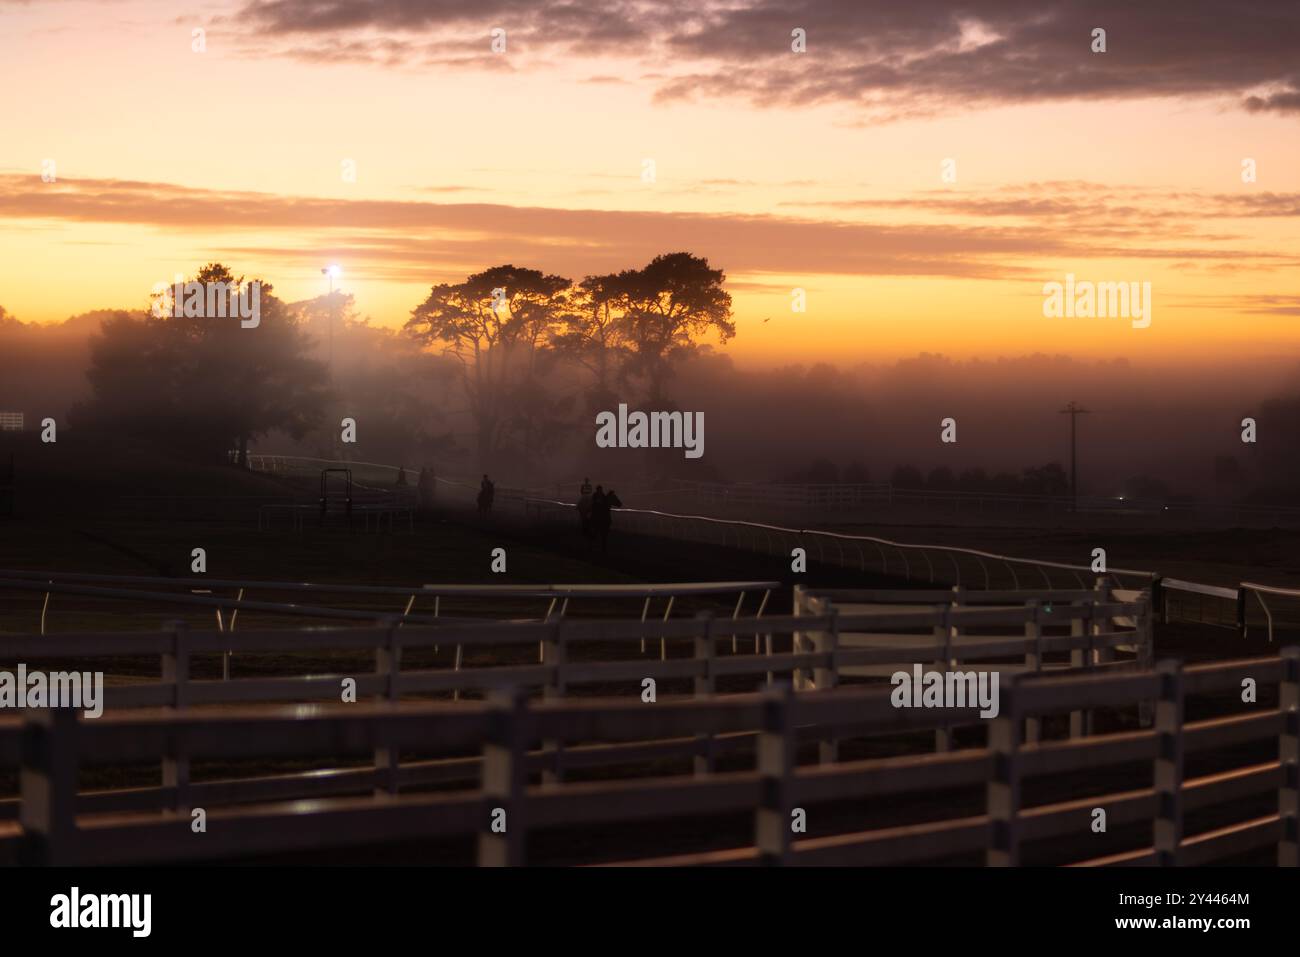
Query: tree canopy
[
  {"left": 77, "top": 263, "right": 329, "bottom": 463},
  {"left": 407, "top": 254, "right": 734, "bottom": 469}
]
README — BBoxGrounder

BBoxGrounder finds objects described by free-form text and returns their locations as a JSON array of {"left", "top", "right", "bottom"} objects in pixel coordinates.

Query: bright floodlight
[{"left": 326, "top": 265, "right": 341, "bottom": 278}]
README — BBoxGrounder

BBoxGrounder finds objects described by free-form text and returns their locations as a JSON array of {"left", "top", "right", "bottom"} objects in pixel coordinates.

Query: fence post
[
  {"left": 756, "top": 683, "right": 794, "bottom": 865},
  {"left": 19, "top": 706, "right": 78, "bottom": 865},
  {"left": 693, "top": 613, "right": 717, "bottom": 776},
  {"left": 373, "top": 623, "right": 401, "bottom": 797},
  {"left": 1279, "top": 646, "right": 1298, "bottom": 866},
  {"left": 1153, "top": 659, "right": 1184, "bottom": 866},
  {"left": 1023, "top": 600, "right": 1042, "bottom": 744},
  {"left": 792, "top": 586, "right": 809, "bottom": 691},
  {"left": 814, "top": 608, "right": 839, "bottom": 764},
  {"left": 1093, "top": 577, "right": 1112, "bottom": 674},
  {"left": 986, "top": 678, "right": 1021, "bottom": 866},
  {"left": 934, "top": 589, "right": 961, "bottom": 752},
  {"left": 1068, "top": 602, "right": 1088, "bottom": 739},
  {"left": 162, "top": 620, "right": 192, "bottom": 811},
  {"left": 1092, "top": 574, "right": 1112, "bottom": 712},
  {"left": 659, "top": 595, "right": 676, "bottom": 662},
  {"left": 478, "top": 686, "right": 528, "bottom": 867},
  {"left": 1137, "top": 594, "right": 1155, "bottom": 728},
  {"left": 541, "top": 620, "right": 566, "bottom": 785},
  {"left": 1236, "top": 587, "right": 1248, "bottom": 641},
  {"left": 221, "top": 606, "right": 232, "bottom": 682}
]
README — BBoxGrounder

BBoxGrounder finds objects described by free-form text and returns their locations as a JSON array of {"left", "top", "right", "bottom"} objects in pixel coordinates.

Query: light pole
[
  {"left": 1059, "top": 401, "right": 1091, "bottom": 513},
  {"left": 321, "top": 265, "right": 340, "bottom": 374}
]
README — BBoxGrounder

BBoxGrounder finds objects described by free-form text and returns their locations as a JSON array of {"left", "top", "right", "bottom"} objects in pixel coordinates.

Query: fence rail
[
  {"left": 667, "top": 478, "right": 1300, "bottom": 525},
  {"left": 0, "top": 586, "right": 1148, "bottom": 823},
  {"left": 241, "top": 456, "right": 1299, "bottom": 640},
  {"left": 0, "top": 586, "right": 1144, "bottom": 710},
  {"left": 0, "top": 568, "right": 775, "bottom": 631},
  {"left": 3, "top": 646, "right": 1294, "bottom": 866},
  {"left": 508, "top": 489, "right": 1296, "bottom": 640}
]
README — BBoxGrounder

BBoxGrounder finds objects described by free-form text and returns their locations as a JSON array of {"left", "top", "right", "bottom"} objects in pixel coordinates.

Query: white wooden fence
[
  {"left": 0, "top": 588, "right": 1148, "bottom": 823},
  {"left": 794, "top": 580, "right": 1154, "bottom": 747},
  {"left": 2, "top": 646, "right": 1294, "bottom": 866},
  {"left": 0, "top": 570, "right": 775, "bottom": 637}
]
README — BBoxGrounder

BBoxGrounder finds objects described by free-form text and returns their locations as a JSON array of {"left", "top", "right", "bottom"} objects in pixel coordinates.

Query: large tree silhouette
[
  {"left": 77, "top": 264, "right": 328, "bottom": 463},
  {"left": 568, "top": 253, "right": 735, "bottom": 404},
  {"left": 406, "top": 264, "right": 571, "bottom": 470},
  {"left": 551, "top": 272, "right": 633, "bottom": 409}
]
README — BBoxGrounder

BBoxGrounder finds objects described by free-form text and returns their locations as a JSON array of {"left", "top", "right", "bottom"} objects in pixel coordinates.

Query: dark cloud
[{"left": 233, "top": 0, "right": 1300, "bottom": 117}]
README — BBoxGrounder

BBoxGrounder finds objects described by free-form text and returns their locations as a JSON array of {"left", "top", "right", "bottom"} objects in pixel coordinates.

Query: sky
[{"left": 1, "top": 0, "right": 1298, "bottom": 366}]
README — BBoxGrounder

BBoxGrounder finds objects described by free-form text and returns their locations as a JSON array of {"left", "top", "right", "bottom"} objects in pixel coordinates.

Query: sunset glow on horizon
[{"left": 2, "top": 0, "right": 1298, "bottom": 367}]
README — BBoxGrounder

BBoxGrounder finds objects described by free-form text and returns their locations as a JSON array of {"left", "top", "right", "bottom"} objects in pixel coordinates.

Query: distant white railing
[
  {"left": 236, "top": 456, "right": 1297, "bottom": 638},
  {"left": 669, "top": 478, "right": 1300, "bottom": 523}
]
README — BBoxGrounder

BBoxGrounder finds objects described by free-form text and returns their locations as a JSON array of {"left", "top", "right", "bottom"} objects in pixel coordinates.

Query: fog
[{"left": 3, "top": 300, "right": 1297, "bottom": 503}]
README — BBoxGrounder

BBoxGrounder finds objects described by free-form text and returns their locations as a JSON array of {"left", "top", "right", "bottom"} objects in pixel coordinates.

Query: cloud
[
  {"left": 232, "top": 0, "right": 1300, "bottom": 118},
  {"left": 1, "top": 174, "right": 1290, "bottom": 285},
  {"left": 1185, "top": 294, "right": 1300, "bottom": 317},
  {"left": 787, "top": 184, "right": 1300, "bottom": 222}
]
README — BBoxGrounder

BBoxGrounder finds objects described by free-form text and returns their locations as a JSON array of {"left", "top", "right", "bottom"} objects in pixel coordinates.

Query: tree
[
  {"left": 308, "top": 305, "right": 459, "bottom": 465},
  {"left": 551, "top": 273, "right": 632, "bottom": 407},
  {"left": 78, "top": 264, "right": 328, "bottom": 463},
  {"left": 926, "top": 466, "right": 955, "bottom": 491},
  {"left": 842, "top": 460, "right": 871, "bottom": 484},
  {"left": 406, "top": 264, "right": 571, "bottom": 470},
  {"left": 1021, "top": 462, "right": 1069, "bottom": 496},
  {"left": 595, "top": 253, "right": 735, "bottom": 404},
  {"left": 1212, "top": 454, "right": 1247, "bottom": 498},
  {"left": 785, "top": 458, "right": 839, "bottom": 484},
  {"left": 891, "top": 465, "right": 924, "bottom": 489},
  {"left": 1257, "top": 395, "right": 1300, "bottom": 483}
]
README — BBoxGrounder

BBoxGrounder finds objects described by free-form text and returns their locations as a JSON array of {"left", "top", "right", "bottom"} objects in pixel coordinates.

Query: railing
[
  {"left": 4, "top": 646, "right": 1294, "bottom": 866},
  {"left": 505, "top": 491, "right": 1293, "bottom": 640},
  {"left": 795, "top": 582, "right": 1154, "bottom": 745},
  {"left": 669, "top": 478, "right": 1300, "bottom": 525},
  {"left": 239, "top": 453, "right": 406, "bottom": 486},
  {"left": 247, "top": 456, "right": 1299, "bottom": 636},
  {"left": 0, "top": 587, "right": 1146, "bottom": 822},
  {"left": 1239, "top": 583, "right": 1300, "bottom": 644},
  {"left": 0, "top": 568, "right": 773, "bottom": 637},
  {"left": 0, "top": 569, "right": 775, "bottom": 692},
  {"left": 515, "top": 492, "right": 1158, "bottom": 591},
  {"left": 0, "top": 591, "right": 1141, "bottom": 709}
]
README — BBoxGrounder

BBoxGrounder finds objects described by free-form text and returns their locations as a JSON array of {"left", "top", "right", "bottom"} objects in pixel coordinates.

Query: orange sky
[{"left": 1, "top": 0, "right": 1298, "bottom": 366}]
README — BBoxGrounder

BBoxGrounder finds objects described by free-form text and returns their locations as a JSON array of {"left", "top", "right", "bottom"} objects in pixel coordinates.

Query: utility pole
[{"left": 1059, "top": 401, "right": 1091, "bottom": 513}]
